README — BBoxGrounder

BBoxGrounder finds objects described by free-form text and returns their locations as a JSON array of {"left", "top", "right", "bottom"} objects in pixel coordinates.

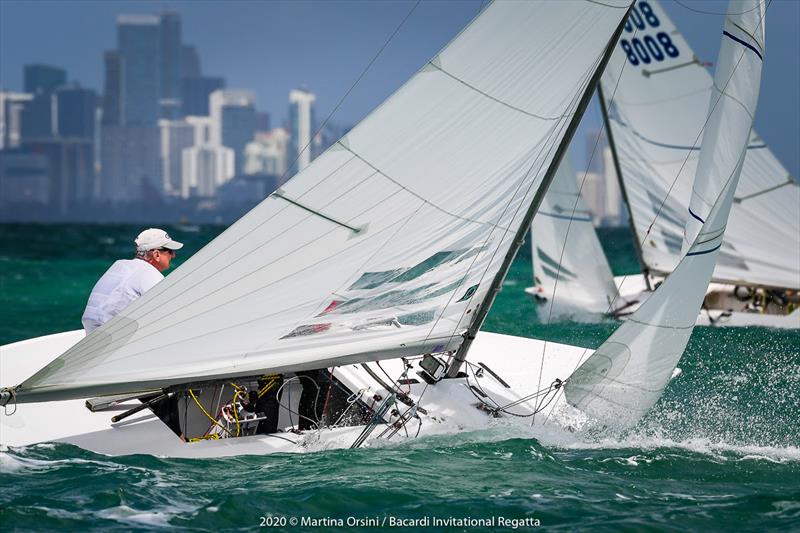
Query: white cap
[{"left": 135, "top": 228, "right": 184, "bottom": 252}]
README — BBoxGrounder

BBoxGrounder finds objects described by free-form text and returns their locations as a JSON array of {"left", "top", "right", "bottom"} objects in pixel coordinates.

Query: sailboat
[
  {"left": 0, "top": 0, "right": 768, "bottom": 457},
  {"left": 526, "top": 156, "right": 639, "bottom": 320},
  {"left": 528, "top": 0, "right": 799, "bottom": 328}
]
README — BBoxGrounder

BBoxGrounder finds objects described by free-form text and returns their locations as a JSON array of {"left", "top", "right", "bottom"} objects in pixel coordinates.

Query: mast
[
  {"left": 597, "top": 84, "right": 653, "bottom": 291},
  {"left": 446, "top": 4, "right": 634, "bottom": 378}
]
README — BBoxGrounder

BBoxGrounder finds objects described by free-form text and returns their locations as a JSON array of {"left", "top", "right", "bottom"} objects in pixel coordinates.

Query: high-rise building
[
  {"left": 244, "top": 128, "right": 289, "bottom": 177},
  {"left": 181, "top": 76, "right": 224, "bottom": 116},
  {"left": 579, "top": 170, "right": 605, "bottom": 226},
  {"left": 256, "top": 111, "right": 271, "bottom": 132},
  {"left": 102, "top": 51, "right": 125, "bottom": 126},
  {"left": 0, "top": 151, "right": 50, "bottom": 208},
  {"left": 0, "top": 92, "right": 33, "bottom": 149},
  {"left": 584, "top": 129, "right": 605, "bottom": 174},
  {"left": 602, "top": 146, "right": 623, "bottom": 226},
  {"left": 100, "top": 125, "right": 161, "bottom": 203},
  {"left": 21, "top": 138, "right": 94, "bottom": 212},
  {"left": 159, "top": 11, "right": 182, "bottom": 101},
  {"left": 117, "top": 14, "right": 162, "bottom": 125},
  {"left": 181, "top": 45, "right": 202, "bottom": 79},
  {"left": 159, "top": 118, "right": 195, "bottom": 195},
  {"left": 181, "top": 144, "right": 234, "bottom": 198},
  {"left": 186, "top": 115, "right": 212, "bottom": 145},
  {"left": 210, "top": 90, "right": 256, "bottom": 175},
  {"left": 23, "top": 64, "right": 66, "bottom": 94},
  {"left": 159, "top": 11, "right": 183, "bottom": 120},
  {"left": 288, "top": 88, "right": 316, "bottom": 173},
  {"left": 20, "top": 92, "right": 56, "bottom": 140},
  {"left": 55, "top": 85, "right": 97, "bottom": 140}
]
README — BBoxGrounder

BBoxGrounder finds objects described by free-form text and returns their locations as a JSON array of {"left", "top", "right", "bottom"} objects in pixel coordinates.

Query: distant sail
[
  {"left": 13, "top": 1, "right": 633, "bottom": 403},
  {"left": 566, "top": 0, "right": 767, "bottom": 428},
  {"left": 530, "top": 158, "right": 620, "bottom": 315},
  {"left": 600, "top": 0, "right": 798, "bottom": 289}
]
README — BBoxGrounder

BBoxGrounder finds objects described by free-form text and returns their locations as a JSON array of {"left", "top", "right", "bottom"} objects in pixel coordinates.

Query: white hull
[
  {"left": 1, "top": 330, "right": 590, "bottom": 458},
  {"left": 527, "top": 274, "right": 799, "bottom": 329}
]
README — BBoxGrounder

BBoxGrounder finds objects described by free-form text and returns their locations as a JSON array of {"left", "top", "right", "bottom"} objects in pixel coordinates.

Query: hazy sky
[{"left": 1, "top": 0, "right": 798, "bottom": 176}]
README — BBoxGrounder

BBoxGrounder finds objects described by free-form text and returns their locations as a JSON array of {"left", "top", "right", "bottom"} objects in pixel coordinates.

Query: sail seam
[
  {"left": 712, "top": 80, "right": 756, "bottom": 122},
  {"left": 734, "top": 178, "right": 796, "bottom": 202},
  {"left": 624, "top": 317, "right": 695, "bottom": 330},
  {"left": 583, "top": 0, "right": 631, "bottom": 8},
  {"left": 539, "top": 211, "right": 594, "bottom": 223},
  {"left": 427, "top": 62, "right": 576, "bottom": 122},
  {"left": 611, "top": 116, "right": 765, "bottom": 151},
  {"left": 339, "top": 143, "right": 512, "bottom": 231}
]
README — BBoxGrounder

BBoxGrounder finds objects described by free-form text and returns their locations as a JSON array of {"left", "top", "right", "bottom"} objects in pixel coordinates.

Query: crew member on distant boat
[{"left": 81, "top": 228, "right": 183, "bottom": 334}]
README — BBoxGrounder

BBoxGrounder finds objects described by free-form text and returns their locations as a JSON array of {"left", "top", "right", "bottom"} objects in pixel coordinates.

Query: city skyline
[{"left": 2, "top": 0, "right": 798, "bottom": 178}]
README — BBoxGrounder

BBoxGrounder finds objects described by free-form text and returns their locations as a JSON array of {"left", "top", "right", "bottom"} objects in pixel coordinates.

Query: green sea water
[{"left": 1, "top": 223, "right": 798, "bottom": 531}]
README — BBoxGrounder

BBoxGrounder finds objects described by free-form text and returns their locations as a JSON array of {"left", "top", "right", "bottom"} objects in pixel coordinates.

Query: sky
[{"left": 1, "top": 0, "right": 798, "bottom": 177}]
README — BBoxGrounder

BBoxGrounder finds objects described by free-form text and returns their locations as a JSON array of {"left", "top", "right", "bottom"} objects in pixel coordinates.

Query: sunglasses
[{"left": 157, "top": 248, "right": 176, "bottom": 256}]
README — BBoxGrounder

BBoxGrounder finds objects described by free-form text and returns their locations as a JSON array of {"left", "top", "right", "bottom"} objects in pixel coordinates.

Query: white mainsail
[
  {"left": 565, "top": 0, "right": 766, "bottom": 428},
  {"left": 8, "top": 1, "right": 632, "bottom": 403},
  {"left": 530, "top": 158, "right": 620, "bottom": 315},
  {"left": 600, "top": 0, "right": 798, "bottom": 289}
]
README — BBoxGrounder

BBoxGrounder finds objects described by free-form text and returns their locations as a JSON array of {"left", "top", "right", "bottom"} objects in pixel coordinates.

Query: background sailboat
[
  {"left": 526, "top": 157, "right": 631, "bottom": 318},
  {"left": 566, "top": 0, "right": 770, "bottom": 427},
  {"left": 528, "top": 0, "right": 799, "bottom": 328}
]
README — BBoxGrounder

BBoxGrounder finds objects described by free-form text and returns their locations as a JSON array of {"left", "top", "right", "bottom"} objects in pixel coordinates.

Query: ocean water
[{"left": 1, "top": 223, "right": 798, "bottom": 531}]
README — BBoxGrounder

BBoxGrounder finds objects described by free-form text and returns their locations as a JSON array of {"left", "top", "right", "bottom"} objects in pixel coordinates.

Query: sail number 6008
[{"left": 620, "top": 33, "right": 680, "bottom": 65}]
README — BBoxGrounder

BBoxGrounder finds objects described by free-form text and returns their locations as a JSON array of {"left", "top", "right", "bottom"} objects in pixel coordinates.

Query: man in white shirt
[{"left": 81, "top": 228, "right": 183, "bottom": 334}]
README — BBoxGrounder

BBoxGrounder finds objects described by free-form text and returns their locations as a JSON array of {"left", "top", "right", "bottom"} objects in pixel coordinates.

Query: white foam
[{"left": 96, "top": 503, "right": 201, "bottom": 527}]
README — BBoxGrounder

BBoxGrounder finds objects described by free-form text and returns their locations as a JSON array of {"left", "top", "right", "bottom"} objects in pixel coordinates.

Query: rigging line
[
  {"left": 585, "top": 0, "right": 633, "bottom": 8},
  {"left": 613, "top": 84, "right": 710, "bottom": 107},
  {"left": 278, "top": 0, "right": 422, "bottom": 186},
  {"left": 543, "top": 3, "right": 771, "bottom": 425},
  {"left": 428, "top": 62, "right": 577, "bottom": 121},
  {"left": 672, "top": 0, "right": 765, "bottom": 16}
]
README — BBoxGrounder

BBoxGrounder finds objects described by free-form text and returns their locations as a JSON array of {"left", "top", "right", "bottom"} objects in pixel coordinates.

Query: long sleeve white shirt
[{"left": 81, "top": 259, "right": 163, "bottom": 334}]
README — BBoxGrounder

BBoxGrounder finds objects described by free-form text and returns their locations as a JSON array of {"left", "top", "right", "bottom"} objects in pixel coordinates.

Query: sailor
[{"left": 81, "top": 228, "right": 183, "bottom": 334}]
